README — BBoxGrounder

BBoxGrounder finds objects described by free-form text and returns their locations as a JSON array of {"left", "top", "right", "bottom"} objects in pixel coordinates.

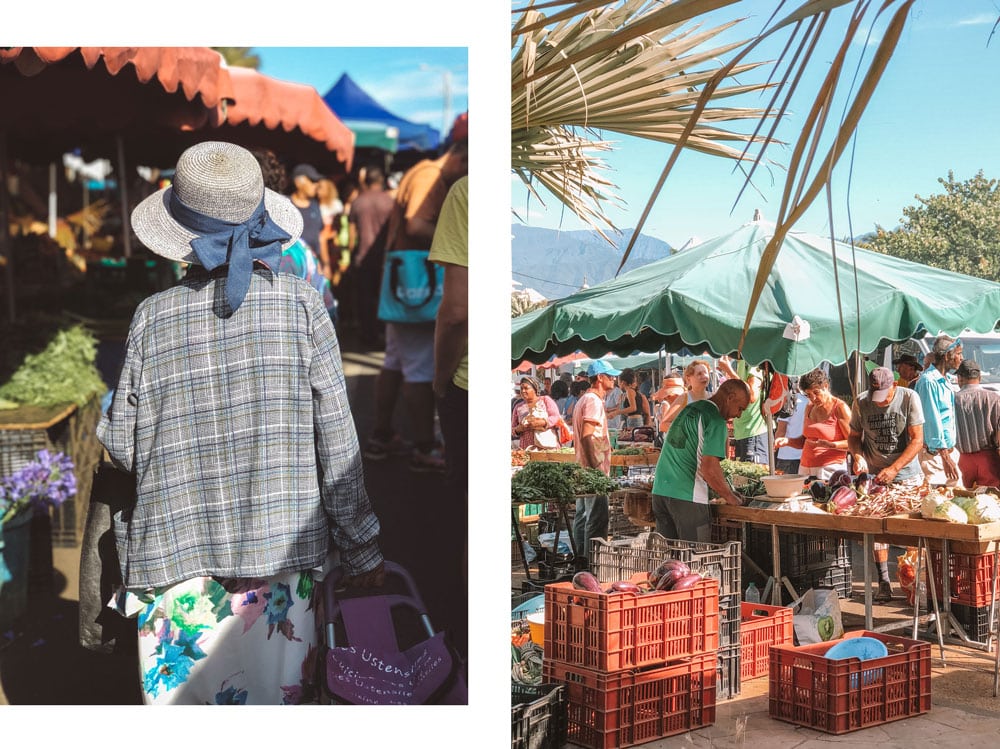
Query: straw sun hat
[{"left": 131, "top": 140, "right": 303, "bottom": 264}]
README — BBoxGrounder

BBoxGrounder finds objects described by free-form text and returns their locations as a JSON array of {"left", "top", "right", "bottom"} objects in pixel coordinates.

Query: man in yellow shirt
[{"left": 429, "top": 174, "right": 468, "bottom": 495}]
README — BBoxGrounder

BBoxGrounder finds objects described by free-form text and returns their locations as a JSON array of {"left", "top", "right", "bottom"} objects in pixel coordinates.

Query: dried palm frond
[
  {"left": 512, "top": 0, "right": 776, "bottom": 234},
  {"left": 512, "top": 0, "right": 917, "bottom": 357}
]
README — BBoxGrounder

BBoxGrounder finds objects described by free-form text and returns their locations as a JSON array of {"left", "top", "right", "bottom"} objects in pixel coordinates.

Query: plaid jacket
[{"left": 97, "top": 265, "right": 382, "bottom": 589}]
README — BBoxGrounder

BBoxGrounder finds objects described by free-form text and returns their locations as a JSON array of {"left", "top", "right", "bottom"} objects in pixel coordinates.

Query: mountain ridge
[{"left": 511, "top": 224, "right": 674, "bottom": 301}]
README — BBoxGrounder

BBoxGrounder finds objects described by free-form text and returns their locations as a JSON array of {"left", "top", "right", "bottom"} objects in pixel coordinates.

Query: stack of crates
[
  {"left": 929, "top": 550, "right": 999, "bottom": 642},
  {"left": 589, "top": 532, "right": 743, "bottom": 700},
  {"left": 542, "top": 568, "right": 720, "bottom": 748}
]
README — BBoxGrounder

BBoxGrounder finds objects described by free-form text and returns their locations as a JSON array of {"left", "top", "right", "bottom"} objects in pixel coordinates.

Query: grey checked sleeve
[
  {"left": 308, "top": 296, "right": 383, "bottom": 575},
  {"left": 96, "top": 306, "right": 147, "bottom": 473}
]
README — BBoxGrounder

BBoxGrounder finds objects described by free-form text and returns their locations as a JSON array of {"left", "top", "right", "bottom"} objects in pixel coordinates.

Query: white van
[{"left": 915, "top": 330, "right": 1000, "bottom": 392}]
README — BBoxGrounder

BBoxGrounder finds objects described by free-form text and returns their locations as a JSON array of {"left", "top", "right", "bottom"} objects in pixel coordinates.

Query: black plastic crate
[
  {"left": 786, "top": 564, "right": 853, "bottom": 603},
  {"left": 717, "top": 644, "right": 741, "bottom": 701},
  {"left": 719, "top": 594, "right": 741, "bottom": 649},
  {"left": 746, "top": 528, "right": 849, "bottom": 576},
  {"left": 512, "top": 682, "right": 568, "bottom": 749},
  {"left": 950, "top": 601, "right": 1000, "bottom": 643},
  {"left": 711, "top": 518, "right": 743, "bottom": 545}
]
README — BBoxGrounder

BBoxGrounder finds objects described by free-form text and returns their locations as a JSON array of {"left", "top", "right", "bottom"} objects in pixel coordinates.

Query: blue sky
[
  {"left": 512, "top": 1, "right": 1000, "bottom": 248},
  {"left": 256, "top": 47, "right": 469, "bottom": 137}
]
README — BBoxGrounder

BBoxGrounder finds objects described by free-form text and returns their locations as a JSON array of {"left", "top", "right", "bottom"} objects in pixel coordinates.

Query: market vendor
[
  {"left": 651, "top": 378, "right": 750, "bottom": 542},
  {"left": 847, "top": 366, "right": 925, "bottom": 601}
]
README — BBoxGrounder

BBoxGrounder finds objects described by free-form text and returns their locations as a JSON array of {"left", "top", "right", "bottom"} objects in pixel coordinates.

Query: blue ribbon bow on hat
[{"left": 169, "top": 190, "right": 290, "bottom": 312}]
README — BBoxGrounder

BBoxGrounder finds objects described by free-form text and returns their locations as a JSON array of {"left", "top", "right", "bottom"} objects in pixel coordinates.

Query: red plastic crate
[
  {"left": 739, "top": 602, "right": 794, "bottom": 680},
  {"left": 930, "top": 550, "right": 998, "bottom": 608},
  {"left": 768, "top": 631, "right": 932, "bottom": 734},
  {"left": 544, "top": 577, "right": 719, "bottom": 672},
  {"left": 543, "top": 653, "right": 717, "bottom": 749}
]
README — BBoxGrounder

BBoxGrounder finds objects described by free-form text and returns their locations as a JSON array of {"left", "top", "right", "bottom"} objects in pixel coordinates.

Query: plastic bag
[
  {"left": 897, "top": 547, "right": 928, "bottom": 608},
  {"left": 792, "top": 588, "right": 844, "bottom": 644}
]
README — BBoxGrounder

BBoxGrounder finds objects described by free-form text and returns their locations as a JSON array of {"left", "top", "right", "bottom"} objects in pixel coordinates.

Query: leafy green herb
[
  {"left": 511, "top": 462, "right": 616, "bottom": 502},
  {"left": 0, "top": 325, "right": 106, "bottom": 407}
]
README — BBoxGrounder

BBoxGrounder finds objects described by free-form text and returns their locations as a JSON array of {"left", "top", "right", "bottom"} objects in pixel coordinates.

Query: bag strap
[{"left": 388, "top": 252, "right": 439, "bottom": 309}]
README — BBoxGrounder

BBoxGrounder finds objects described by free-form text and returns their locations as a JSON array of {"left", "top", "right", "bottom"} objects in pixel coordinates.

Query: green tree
[
  {"left": 212, "top": 47, "right": 260, "bottom": 69},
  {"left": 862, "top": 171, "right": 1000, "bottom": 281}
]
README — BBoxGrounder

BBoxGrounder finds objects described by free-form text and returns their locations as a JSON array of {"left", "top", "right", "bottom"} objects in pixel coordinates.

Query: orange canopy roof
[
  {"left": 0, "top": 46, "right": 234, "bottom": 107},
  {"left": 220, "top": 66, "right": 354, "bottom": 172}
]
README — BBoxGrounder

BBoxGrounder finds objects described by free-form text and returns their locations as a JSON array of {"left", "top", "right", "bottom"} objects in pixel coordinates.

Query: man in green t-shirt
[{"left": 652, "top": 378, "right": 751, "bottom": 542}]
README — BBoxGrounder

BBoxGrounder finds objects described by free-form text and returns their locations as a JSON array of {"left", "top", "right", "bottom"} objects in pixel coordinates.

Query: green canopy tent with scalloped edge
[{"left": 512, "top": 218, "right": 1000, "bottom": 378}]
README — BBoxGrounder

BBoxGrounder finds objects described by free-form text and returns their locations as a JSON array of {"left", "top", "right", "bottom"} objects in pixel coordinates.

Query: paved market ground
[
  {"left": 513, "top": 542, "right": 1000, "bottom": 746},
  {"left": 0, "top": 326, "right": 467, "bottom": 705}
]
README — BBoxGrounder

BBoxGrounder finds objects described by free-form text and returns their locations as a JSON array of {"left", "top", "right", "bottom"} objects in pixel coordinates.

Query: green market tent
[
  {"left": 346, "top": 120, "right": 399, "bottom": 152},
  {"left": 511, "top": 219, "right": 1000, "bottom": 376}
]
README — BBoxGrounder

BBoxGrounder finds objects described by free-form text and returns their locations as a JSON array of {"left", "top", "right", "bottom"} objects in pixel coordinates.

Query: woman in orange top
[{"left": 774, "top": 368, "right": 851, "bottom": 479}]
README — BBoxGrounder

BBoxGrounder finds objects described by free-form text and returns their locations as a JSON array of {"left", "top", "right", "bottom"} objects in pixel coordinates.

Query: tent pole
[
  {"left": 0, "top": 130, "right": 14, "bottom": 324},
  {"left": 116, "top": 135, "right": 132, "bottom": 258},
  {"left": 48, "top": 162, "right": 58, "bottom": 239}
]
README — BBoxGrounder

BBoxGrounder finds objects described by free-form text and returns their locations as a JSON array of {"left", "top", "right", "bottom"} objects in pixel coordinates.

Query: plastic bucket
[
  {"left": 526, "top": 612, "right": 545, "bottom": 647},
  {"left": 0, "top": 510, "right": 33, "bottom": 630}
]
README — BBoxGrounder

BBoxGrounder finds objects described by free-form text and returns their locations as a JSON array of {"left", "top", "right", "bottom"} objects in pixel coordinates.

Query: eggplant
[
  {"left": 655, "top": 567, "right": 688, "bottom": 591},
  {"left": 828, "top": 485, "right": 858, "bottom": 514},
  {"left": 648, "top": 558, "right": 690, "bottom": 587},
  {"left": 854, "top": 471, "right": 873, "bottom": 495},
  {"left": 808, "top": 480, "right": 830, "bottom": 500},
  {"left": 828, "top": 469, "right": 853, "bottom": 489},
  {"left": 610, "top": 581, "right": 641, "bottom": 594},
  {"left": 572, "top": 571, "right": 603, "bottom": 593},
  {"left": 670, "top": 573, "right": 704, "bottom": 591}
]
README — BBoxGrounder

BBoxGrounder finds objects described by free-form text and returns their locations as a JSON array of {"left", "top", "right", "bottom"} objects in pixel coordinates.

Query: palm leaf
[{"left": 513, "top": 0, "right": 777, "bottom": 234}]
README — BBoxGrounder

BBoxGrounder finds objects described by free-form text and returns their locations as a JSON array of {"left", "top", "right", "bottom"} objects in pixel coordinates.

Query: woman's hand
[
  {"left": 774, "top": 437, "right": 789, "bottom": 448},
  {"left": 340, "top": 562, "right": 386, "bottom": 590}
]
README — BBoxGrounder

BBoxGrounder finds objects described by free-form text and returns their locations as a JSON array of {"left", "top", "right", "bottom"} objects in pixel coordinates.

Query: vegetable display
[
  {"left": 510, "top": 461, "right": 617, "bottom": 502},
  {"left": 0, "top": 324, "right": 106, "bottom": 408},
  {"left": 720, "top": 460, "right": 768, "bottom": 498}
]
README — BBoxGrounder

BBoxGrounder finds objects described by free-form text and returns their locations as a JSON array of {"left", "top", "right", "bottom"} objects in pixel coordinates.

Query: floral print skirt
[{"left": 133, "top": 569, "right": 321, "bottom": 704}]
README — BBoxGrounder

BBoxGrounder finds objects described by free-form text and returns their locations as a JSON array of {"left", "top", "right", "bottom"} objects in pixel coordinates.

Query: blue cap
[{"left": 587, "top": 360, "right": 622, "bottom": 377}]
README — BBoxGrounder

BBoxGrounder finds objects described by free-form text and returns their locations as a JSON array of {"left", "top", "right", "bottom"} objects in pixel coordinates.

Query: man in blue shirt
[{"left": 912, "top": 334, "right": 964, "bottom": 486}]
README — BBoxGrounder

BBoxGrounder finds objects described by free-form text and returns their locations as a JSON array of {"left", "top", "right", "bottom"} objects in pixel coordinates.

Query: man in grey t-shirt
[
  {"left": 848, "top": 366, "right": 925, "bottom": 602},
  {"left": 849, "top": 367, "right": 925, "bottom": 483}
]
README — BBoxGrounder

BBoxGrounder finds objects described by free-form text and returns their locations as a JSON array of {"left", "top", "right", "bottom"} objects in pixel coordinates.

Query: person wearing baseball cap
[
  {"left": 289, "top": 163, "right": 325, "bottom": 266},
  {"left": 848, "top": 365, "right": 926, "bottom": 601},
  {"left": 570, "top": 359, "right": 621, "bottom": 565},
  {"left": 912, "top": 334, "right": 964, "bottom": 486},
  {"left": 892, "top": 353, "right": 924, "bottom": 389},
  {"left": 954, "top": 359, "right": 1000, "bottom": 487}
]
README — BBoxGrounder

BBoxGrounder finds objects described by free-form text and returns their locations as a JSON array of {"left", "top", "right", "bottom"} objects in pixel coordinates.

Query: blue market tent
[{"left": 323, "top": 73, "right": 440, "bottom": 152}]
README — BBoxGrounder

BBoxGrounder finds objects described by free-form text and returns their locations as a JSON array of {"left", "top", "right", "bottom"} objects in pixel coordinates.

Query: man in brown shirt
[{"left": 349, "top": 166, "right": 396, "bottom": 347}]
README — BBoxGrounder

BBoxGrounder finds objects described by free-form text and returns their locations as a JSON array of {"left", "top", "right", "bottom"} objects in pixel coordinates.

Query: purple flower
[{"left": 0, "top": 450, "right": 77, "bottom": 523}]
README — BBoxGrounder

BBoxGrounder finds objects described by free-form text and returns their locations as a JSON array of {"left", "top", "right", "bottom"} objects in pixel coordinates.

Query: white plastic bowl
[{"left": 760, "top": 474, "right": 807, "bottom": 498}]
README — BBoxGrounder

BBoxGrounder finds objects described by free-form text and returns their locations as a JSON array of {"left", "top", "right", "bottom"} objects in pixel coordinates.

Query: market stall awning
[
  {"left": 344, "top": 120, "right": 399, "bottom": 152},
  {"left": 512, "top": 218, "right": 1000, "bottom": 376},
  {"left": 323, "top": 73, "right": 440, "bottom": 152},
  {"left": 0, "top": 47, "right": 234, "bottom": 162},
  {"left": 215, "top": 66, "right": 354, "bottom": 172},
  {"left": 537, "top": 352, "right": 589, "bottom": 370}
]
